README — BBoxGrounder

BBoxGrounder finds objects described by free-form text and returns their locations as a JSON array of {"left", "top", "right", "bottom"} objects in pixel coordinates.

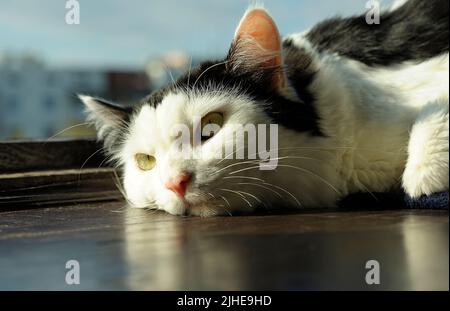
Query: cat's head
[{"left": 80, "top": 8, "right": 315, "bottom": 216}]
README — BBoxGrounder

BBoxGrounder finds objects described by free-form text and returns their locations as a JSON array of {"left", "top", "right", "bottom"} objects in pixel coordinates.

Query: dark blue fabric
[
  {"left": 338, "top": 191, "right": 449, "bottom": 210},
  {"left": 404, "top": 191, "right": 449, "bottom": 209}
]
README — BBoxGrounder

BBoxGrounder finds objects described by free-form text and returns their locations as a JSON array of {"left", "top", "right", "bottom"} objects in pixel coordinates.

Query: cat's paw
[
  {"left": 402, "top": 101, "right": 449, "bottom": 198},
  {"left": 402, "top": 162, "right": 448, "bottom": 198}
]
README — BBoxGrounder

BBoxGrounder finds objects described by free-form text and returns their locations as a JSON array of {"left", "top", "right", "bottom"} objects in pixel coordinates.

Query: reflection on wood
[{"left": 0, "top": 203, "right": 447, "bottom": 290}]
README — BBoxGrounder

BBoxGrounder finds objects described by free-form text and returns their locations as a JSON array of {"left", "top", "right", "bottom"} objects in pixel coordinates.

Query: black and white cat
[{"left": 80, "top": 0, "right": 449, "bottom": 216}]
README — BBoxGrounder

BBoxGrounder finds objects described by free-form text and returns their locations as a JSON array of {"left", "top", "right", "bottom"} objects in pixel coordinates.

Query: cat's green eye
[
  {"left": 201, "top": 112, "right": 224, "bottom": 140},
  {"left": 135, "top": 153, "right": 156, "bottom": 171}
]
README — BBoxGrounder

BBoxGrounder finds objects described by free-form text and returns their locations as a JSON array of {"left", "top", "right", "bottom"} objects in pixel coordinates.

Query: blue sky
[{"left": 0, "top": 0, "right": 393, "bottom": 69}]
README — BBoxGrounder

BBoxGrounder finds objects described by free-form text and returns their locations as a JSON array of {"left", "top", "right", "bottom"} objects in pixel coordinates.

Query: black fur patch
[
  {"left": 139, "top": 85, "right": 169, "bottom": 109},
  {"left": 306, "top": 0, "right": 449, "bottom": 66}
]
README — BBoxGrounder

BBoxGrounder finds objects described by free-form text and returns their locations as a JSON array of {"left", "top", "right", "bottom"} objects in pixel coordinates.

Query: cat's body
[{"left": 81, "top": 0, "right": 449, "bottom": 216}]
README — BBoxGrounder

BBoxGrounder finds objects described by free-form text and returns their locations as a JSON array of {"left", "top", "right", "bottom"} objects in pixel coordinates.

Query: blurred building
[
  {"left": 0, "top": 50, "right": 206, "bottom": 140},
  {"left": 107, "top": 72, "right": 151, "bottom": 103},
  {"left": 0, "top": 52, "right": 152, "bottom": 139}
]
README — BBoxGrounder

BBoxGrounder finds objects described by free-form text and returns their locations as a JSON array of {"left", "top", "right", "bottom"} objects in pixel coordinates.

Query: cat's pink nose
[{"left": 165, "top": 173, "right": 191, "bottom": 198}]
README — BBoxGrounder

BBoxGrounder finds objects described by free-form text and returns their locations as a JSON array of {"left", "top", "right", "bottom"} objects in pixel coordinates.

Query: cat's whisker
[
  {"left": 223, "top": 175, "right": 300, "bottom": 207},
  {"left": 163, "top": 64, "right": 176, "bottom": 85},
  {"left": 218, "top": 188, "right": 252, "bottom": 207},
  {"left": 112, "top": 175, "right": 127, "bottom": 201},
  {"left": 192, "top": 60, "right": 230, "bottom": 89},
  {"left": 236, "top": 181, "right": 283, "bottom": 199},
  {"left": 223, "top": 176, "right": 265, "bottom": 182},
  {"left": 190, "top": 191, "right": 231, "bottom": 215},
  {"left": 218, "top": 194, "right": 231, "bottom": 209},
  {"left": 237, "top": 182, "right": 302, "bottom": 208},
  {"left": 44, "top": 122, "right": 89, "bottom": 143},
  {"left": 191, "top": 191, "right": 212, "bottom": 201},
  {"left": 262, "top": 155, "right": 327, "bottom": 163},
  {"left": 216, "top": 149, "right": 336, "bottom": 172},
  {"left": 206, "top": 205, "right": 222, "bottom": 217},
  {"left": 97, "top": 156, "right": 110, "bottom": 168},
  {"left": 217, "top": 143, "right": 248, "bottom": 164},
  {"left": 213, "top": 159, "right": 261, "bottom": 175},
  {"left": 219, "top": 146, "right": 321, "bottom": 165},
  {"left": 237, "top": 190, "right": 265, "bottom": 208},
  {"left": 220, "top": 146, "right": 403, "bottom": 164},
  {"left": 227, "top": 165, "right": 265, "bottom": 175},
  {"left": 215, "top": 196, "right": 233, "bottom": 216},
  {"left": 187, "top": 55, "right": 193, "bottom": 86},
  {"left": 206, "top": 190, "right": 233, "bottom": 215},
  {"left": 273, "top": 164, "right": 341, "bottom": 196},
  {"left": 79, "top": 148, "right": 103, "bottom": 170},
  {"left": 111, "top": 170, "right": 136, "bottom": 207},
  {"left": 356, "top": 182, "right": 379, "bottom": 201},
  {"left": 228, "top": 164, "right": 340, "bottom": 197},
  {"left": 77, "top": 148, "right": 103, "bottom": 186}
]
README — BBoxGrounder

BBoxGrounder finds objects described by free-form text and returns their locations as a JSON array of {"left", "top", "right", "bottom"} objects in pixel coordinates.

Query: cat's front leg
[{"left": 402, "top": 99, "right": 449, "bottom": 198}]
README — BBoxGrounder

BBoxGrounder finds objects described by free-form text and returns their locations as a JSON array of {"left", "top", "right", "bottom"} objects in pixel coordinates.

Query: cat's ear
[
  {"left": 228, "top": 8, "right": 285, "bottom": 89},
  {"left": 79, "top": 95, "right": 131, "bottom": 152}
]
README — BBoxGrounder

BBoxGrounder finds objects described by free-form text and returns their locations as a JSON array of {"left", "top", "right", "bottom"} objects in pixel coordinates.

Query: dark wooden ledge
[
  {"left": 0, "top": 138, "right": 106, "bottom": 172},
  {"left": 0, "top": 139, "right": 122, "bottom": 210}
]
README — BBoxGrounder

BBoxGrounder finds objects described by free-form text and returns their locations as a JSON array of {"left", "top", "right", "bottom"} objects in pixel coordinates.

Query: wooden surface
[
  {"left": 0, "top": 202, "right": 447, "bottom": 290},
  {"left": 0, "top": 168, "right": 122, "bottom": 209},
  {"left": 0, "top": 139, "right": 105, "bottom": 172},
  {"left": 0, "top": 139, "right": 123, "bottom": 210}
]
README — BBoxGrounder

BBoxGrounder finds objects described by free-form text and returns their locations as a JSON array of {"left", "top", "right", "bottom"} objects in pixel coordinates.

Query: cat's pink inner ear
[
  {"left": 235, "top": 9, "right": 281, "bottom": 54},
  {"left": 234, "top": 9, "right": 284, "bottom": 87}
]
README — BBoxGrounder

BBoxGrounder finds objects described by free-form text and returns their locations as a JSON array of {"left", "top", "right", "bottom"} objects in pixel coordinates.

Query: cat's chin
[
  {"left": 128, "top": 194, "right": 231, "bottom": 217},
  {"left": 187, "top": 204, "right": 229, "bottom": 217},
  {"left": 163, "top": 202, "right": 228, "bottom": 217},
  {"left": 156, "top": 194, "right": 230, "bottom": 217}
]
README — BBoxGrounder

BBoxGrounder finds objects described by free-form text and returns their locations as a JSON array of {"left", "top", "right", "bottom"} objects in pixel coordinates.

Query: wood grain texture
[
  {"left": 0, "top": 139, "right": 121, "bottom": 209},
  {"left": 0, "top": 168, "right": 122, "bottom": 209},
  {"left": 0, "top": 139, "right": 106, "bottom": 172},
  {"left": 0, "top": 203, "right": 447, "bottom": 290}
]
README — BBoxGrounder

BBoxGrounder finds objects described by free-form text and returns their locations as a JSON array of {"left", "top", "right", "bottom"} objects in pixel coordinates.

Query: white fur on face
[{"left": 120, "top": 88, "right": 274, "bottom": 216}]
